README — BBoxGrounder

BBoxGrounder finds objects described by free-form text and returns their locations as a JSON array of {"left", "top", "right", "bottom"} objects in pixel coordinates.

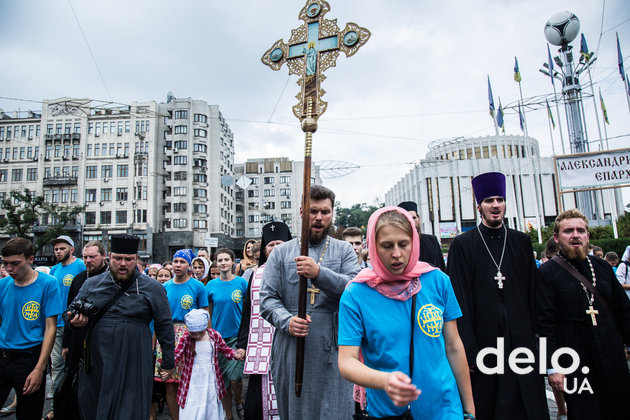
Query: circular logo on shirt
[
  {"left": 63, "top": 274, "right": 74, "bottom": 287},
  {"left": 180, "top": 295, "right": 193, "bottom": 310},
  {"left": 231, "top": 289, "right": 243, "bottom": 304},
  {"left": 22, "top": 301, "right": 41, "bottom": 321},
  {"left": 417, "top": 304, "right": 443, "bottom": 338}
]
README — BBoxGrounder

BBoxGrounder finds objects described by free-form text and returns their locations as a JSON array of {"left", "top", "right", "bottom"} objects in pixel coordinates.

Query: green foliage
[
  {"left": 590, "top": 238, "right": 630, "bottom": 257},
  {"left": 0, "top": 188, "right": 85, "bottom": 252},
  {"left": 334, "top": 202, "right": 382, "bottom": 233},
  {"left": 617, "top": 212, "right": 630, "bottom": 238},
  {"left": 527, "top": 225, "right": 554, "bottom": 245}
]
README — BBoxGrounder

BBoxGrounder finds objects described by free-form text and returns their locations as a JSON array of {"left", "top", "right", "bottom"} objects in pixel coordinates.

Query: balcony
[
  {"left": 43, "top": 175, "right": 78, "bottom": 186},
  {"left": 72, "top": 133, "right": 81, "bottom": 140}
]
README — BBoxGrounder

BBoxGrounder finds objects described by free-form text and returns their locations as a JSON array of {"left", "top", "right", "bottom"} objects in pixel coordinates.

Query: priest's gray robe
[
  {"left": 260, "top": 236, "right": 360, "bottom": 420},
  {"left": 69, "top": 270, "right": 174, "bottom": 420}
]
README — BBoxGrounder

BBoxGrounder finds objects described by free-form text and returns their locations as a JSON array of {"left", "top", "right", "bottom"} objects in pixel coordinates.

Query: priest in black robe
[
  {"left": 538, "top": 209, "right": 630, "bottom": 419},
  {"left": 446, "top": 172, "right": 548, "bottom": 420},
  {"left": 397, "top": 201, "right": 445, "bottom": 271}
]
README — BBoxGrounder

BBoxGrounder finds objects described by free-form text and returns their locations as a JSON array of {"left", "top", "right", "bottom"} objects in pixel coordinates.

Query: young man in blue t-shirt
[
  {"left": 48, "top": 235, "right": 85, "bottom": 402},
  {"left": 0, "top": 238, "right": 61, "bottom": 419}
]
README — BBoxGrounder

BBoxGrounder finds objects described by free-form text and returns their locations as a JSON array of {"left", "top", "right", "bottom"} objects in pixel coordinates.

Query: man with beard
[
  {"left": 48, "top": 236, "right": 85, "bottom": 401},
  {"left": 57, "top": 241, "right": 108, "bottom": 420},
  {"left": 66, "top": 235, "right": 174, "bottom": 420},
  {"left": 538, "top": 209, "right": 630, "bottom": 419},
  {"left": 446, "top": 172, "right": 548, "bottom": 420},
  {"left": 260, "top": 185, "right": 360, "bottom": 419},
  {"left": 397, "top": 201, "right": 445, "bottom": 271}
]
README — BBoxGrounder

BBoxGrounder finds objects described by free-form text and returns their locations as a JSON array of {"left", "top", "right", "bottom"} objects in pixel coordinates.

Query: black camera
[{"left": 67, "top": 299, "right": 99, "bottom": 318}]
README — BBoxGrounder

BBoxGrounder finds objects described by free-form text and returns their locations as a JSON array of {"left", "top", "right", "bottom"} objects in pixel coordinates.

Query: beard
[
  {"left": 57, "top": 249, "right": 71, "bottom": 263},
  {"left": 309, "top": 223, "right": 330, "bottom": 244},
  {"left": 559, "top": 241, "right": 588, "bottom": 261},
  {"left": 480, "top": 208, "right": 504, "bottom": 228},
  {"left": 111, "top": 266, "right": 135, "bottom": 283}
]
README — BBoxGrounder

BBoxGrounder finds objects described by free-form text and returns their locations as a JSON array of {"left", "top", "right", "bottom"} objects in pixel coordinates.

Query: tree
[
  {"left": 0, "top": 189, "right": 86, "bottom": 252},
  {"left": 334, "top": 202, "right": 381, "bottom": 232}
]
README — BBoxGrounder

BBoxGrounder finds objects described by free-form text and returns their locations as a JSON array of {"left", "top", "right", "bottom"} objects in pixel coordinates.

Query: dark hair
[
  {"left": 605, "top": 251, "right": 619, "bottom": 261},
  {"left": 311, "top": 185, "right": 335, "bottom": 207},
  {"left": 84, "top": 240, "right": 106, "bottom": 255},
  {"left": 342, "top": 227, "right": 363, "bottom": 239},
  {"left": 544, "top": 236, "right": 559, "bottom": 259},
  {"left": 216, "top": 247, "right": 235, "bottom": 262},
  {"left": 1, "top": 238, "right": 35, "bottom": 258}
]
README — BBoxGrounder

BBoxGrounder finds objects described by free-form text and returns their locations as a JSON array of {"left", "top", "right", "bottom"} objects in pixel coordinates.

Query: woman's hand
[{"left": 384, "top": 371, "right": 421, "bottom": 407}]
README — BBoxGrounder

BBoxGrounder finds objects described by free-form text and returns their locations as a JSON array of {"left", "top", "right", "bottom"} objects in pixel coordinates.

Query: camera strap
[{"left": 83, "top": 270, "right": 137, "bottom": 373}]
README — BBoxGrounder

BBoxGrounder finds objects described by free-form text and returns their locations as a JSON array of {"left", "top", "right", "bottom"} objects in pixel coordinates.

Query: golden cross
[
  {"left": 585, "top": 305, "right": 599, "bottom": 326},
  {"left": 307, "top": 286, "right": 320, "bottom": 305},
  {"left": 261, "top": 0, "right": 370, "bottom": 125}
]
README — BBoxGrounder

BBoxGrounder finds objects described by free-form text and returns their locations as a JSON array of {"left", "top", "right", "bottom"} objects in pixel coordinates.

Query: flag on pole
[
  {"left": 618, "top": 32, "right": 626, "bottom": 82},
  {"left": 599, "top": 88, "right": 609, "bottom": 124},
  {"left": 487, "top": 75, "right": 495, "bottom": 118},
  {"left": 514, "top": 57, "right": 522, "bottom": 82},
  {"left": 580, "top": 34, "right": 591, "bottom": 61},
  {"left": 546, "top": 99, "right": 555, "bottom": 129},
  {"left": 547, "top": 44, "right": 555, "bottom": 86},
  {"left": 497, "top": 99, "right": 505, "bottom": 133},
  {"left": 518, "top": 103, "right": 524, "bottom": 131}
]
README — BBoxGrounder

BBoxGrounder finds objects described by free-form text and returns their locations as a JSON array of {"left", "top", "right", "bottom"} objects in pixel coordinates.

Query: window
[
  {"left": 86, "top": 166, "right": 97, "bottom": 178},
  {"left": 109, "top": 143, "right": 115, "bottom": 155},
  {"left": 236, "top": 216, "right": 243, "bottom": 223},
  {"left": 193, "top": 220, "right": 207, "bottom": 229},
  {"left": 174, "top": 110, "right": 188, "bottom": 120},
  {"left": 64, "top": 123, "right": 71, "bottom": 134},
  {"left": 280, "top": 176, "right": 291, "bottom": 184},
  {"left": 173, "top": 203, "right": 187, "bottom": 212},
  {"left": 101, "top": 165, "right": 112, "bottom": 178},
  {"left": 19, "top": 147, "right": 25, "bottom": 159},
  {"left": 193, "top": 114, "right": 207, "bottom": 123},
  {"left": 11, "top": 169, "right": 22, "bottom": 182},
  {"left": 74, "top": 123, "right": 81, "bottom": 133},
  {"left": 248, "top": 215, "right": 259, "bottom": 223},
  {"left": 26, "top": 168, "right": 37, "bottom": 181},
  {"left": 116, "top": 188, "right": 128, "bottom": 201},
  {"left": 264, "top": 189, "right": 275, "bottom": 197},
  {"left": 71, "top": 189, "right": 78, "bottom": 202},
  {"left": 55, "top": 124, "right": 62, "bottom": 134},
  {"left": 193, "top": 158, "right": 207, "bottom": 167},
  {"left": 193, "top": 173, "right": 207, "bottom": 183},
  {"left": 101, "top": 188, "right": 112, "bottom": 202},
  {"left": 281, "top": 201, "right": 291, "bottom": 209},
  {"left": 0, "top": 127, "right": 4, "bottom": 140},
  {"left": 173, "top": 187, "right": 187, "bottom": 196},
  {"left": 194, "top": 129, "right": 207, "bottom": 138},
  {"left": 173, "top": 156, "right": 187, "bottom": 165},
  {"left": 100, "top": 211, "right": 111, "bottom": 224},
  {"left": 85, "top": 212, "right": 96, "bottom": 225},
  {"left": 136, "top": 186, "right": 147, "bottom": 200},
  {"left": 135, "top": 209, "right": 147, "bottom": 223},
  {"left": 193, "top": 204, "right": 207, "bottom": 214},
  {"left": 28, "top": 125, "right": 34, "bottom": 138},
  {"left": 94, "top": 144, "right": 100, "bottom": 156},
  {"left": 46, "top": 124, "right": 53, "bottom": 135},
  {"left": 85, "top": 189, "right": 96, "bottom": 202},
  {"left": 87, "top": 145, "right": 92, "bottom": 156},
  {"left": 125, "top": 121, "right": 130, "bottom": 133},
  {"left": 63, "top": 144, "right": 70, "bottom": 158},
  {"left": 193, "top": 189, "right": 207, "bottom": 198},
  {"left": 264, "top": 176, "right": 274, "bottom": 184},
  {"left": 95, "top": 122, "right": 101, "bottom": 136},
  {"left": 88, "top": 122, "right": 94, "bottom": 134},
  {"left": 61, "top": 189, "right": 69, "bottom": 203},
  {"left": 52, "top": 144, "right": 60, "bottom": 157},
  {"left": 174, "top": 171, "right": 187, "bottom": 181},
  {"left": 174, "top": 141, "right": 187, "bottom": 149},
  {"left": 174, "top": 125, "right": 188, "bottom": 134},
  {"left": 73, "top": 144, "right": 79, "bottom": 158},
  {"left": 72, "top": 166, "right": 78, "bottom": 177},
  {"left": 173, "top": 219, "right": 187, "bottom": 228},
  {"left": 193, "top": 143, "right": 207, "bottom": 152},
  {"left": 116, "top": 211, "right": 127, "bottom": 224},
  {"left": 280, "top": 188, "right": 291, "bottom": 196},
  {"left": 117, "top": 164, "right": 128, "bottom": 177},
  {"left": 251, "top": 177, "right": 259, "bottom": 185},
  {"left": 52, "top": 190, "right": 59, "bottom": 203},
  {"left": 248, "top": 190, "right": 259, "bottom": 198},
  {"left": 264, "top": 202, "right": 276, "bottom": 210}
]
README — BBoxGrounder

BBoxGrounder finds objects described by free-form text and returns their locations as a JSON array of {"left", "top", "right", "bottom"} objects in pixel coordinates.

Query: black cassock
[
  {"left": 447, "top": 224, "right": 549, "bottom": 420},
  {"left": 538, "top": 254, "right": 630, "bottom": 419},
  {"left": 420, "top": 233, "right": 446, "bottom": 271}
]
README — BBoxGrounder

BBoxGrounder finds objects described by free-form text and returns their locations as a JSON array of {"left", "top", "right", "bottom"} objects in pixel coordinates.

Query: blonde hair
[
  {"left": 374, "top": 210, "right": 413, "bottom": 240},
  {"left": 553, "top": 209, "right": 588, "bottom": 234}
]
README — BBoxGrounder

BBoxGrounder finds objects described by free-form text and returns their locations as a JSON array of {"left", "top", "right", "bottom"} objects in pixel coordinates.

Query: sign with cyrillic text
[{"left": 555, "top": 148, "right": 630, "bottom": 190}]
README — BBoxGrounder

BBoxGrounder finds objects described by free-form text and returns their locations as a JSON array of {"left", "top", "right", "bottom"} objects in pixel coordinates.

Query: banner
[{"left": 555, "top": 148, "right": 630, "bottom": 190}]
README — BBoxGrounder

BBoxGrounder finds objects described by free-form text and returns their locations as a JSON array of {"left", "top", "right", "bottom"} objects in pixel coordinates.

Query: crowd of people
[{"left": 0, "top": 177, "right": 629, "bottom": 420}]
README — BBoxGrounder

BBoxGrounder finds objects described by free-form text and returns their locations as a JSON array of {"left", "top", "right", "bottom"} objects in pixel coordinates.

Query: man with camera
[{"left": 66, "top": 235, "right": 174, "bottom": 420}]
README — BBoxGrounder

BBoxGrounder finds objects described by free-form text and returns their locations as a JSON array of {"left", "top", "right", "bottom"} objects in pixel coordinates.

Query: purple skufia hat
[{"left": 472, "top": 172, "right": 506, "bottom": 204}]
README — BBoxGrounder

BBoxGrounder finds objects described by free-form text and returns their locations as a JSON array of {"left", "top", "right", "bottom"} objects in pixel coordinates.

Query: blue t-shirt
[
  {"left": 163, "top": 278, "right": 209, "bottom": 322},
  {"left": 0, "top": 272, "right": 62, "bottom": 349},
  {"left": 206, "top": 276, "right": 248, "bottom": 338},
  {"left": 50, "top": 258, "right": 86, "bottom": 327},
  {"left": 339, "top": 269, "right": 463, "bottom": 419}
]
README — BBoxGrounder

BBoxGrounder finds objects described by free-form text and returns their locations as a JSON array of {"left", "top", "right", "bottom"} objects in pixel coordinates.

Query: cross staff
[{"left": 261, "top": 0, "right": 370, "bottom": 398}]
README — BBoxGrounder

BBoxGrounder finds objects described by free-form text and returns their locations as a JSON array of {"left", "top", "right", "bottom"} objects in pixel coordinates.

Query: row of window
[
  {"left": 0, "top": 125, "right": 40, "bottom": 140},
  {"left": 168, "top": 203, "right": 208, "bottom": 214},
  {"left": 85, "top": 142, "right": 130, "bottom": 157},
  {"left": 46, "top": 123, "right": 81, "bottom": 135},
  {"left": 164, "top": 218, "right": 207, "bottom": 229},
  {"left": 0, "top": 168, "right": 39, "bottom": 182},
  {"left": 169, "top": 187, "right": 207, "bottom": 198},
  {"left": 171, "top": 111, "right": 208, "bottom": 124},
  {"left": 41, "top": 189, "right": 79, "bottom": 204},
  {"left": 85, "top": 164, "right": 130, "bottom": 179},
  {"left": 246, "top": 189, "right": 292, "bottom": 198},
  {"left": 0, "top": 146, "right": 40, "bottom": 161},
  {"left": 84, "top": 210, "right": 131, "bottom": 225}
]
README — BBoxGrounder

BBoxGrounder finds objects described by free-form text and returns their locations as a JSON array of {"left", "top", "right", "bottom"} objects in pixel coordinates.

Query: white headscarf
[
  {"left": 622, "top": 245, "right": 630, "bottom": 263},
  {"left": 191, "top": 257, "right": 210, "bottom": 281},
  {"left": 185, "top": 309, "right": 210, "bottom": 332}
]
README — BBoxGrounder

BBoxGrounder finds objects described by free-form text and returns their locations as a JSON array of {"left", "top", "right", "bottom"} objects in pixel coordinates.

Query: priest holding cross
[{"left": 538, "top": 209, "right": 630, "bottom": 419}]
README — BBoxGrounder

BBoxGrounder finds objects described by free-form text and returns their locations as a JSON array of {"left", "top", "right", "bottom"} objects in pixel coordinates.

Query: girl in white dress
[{"left": 169, "top": 309, "right": 245, "bottom": 420}]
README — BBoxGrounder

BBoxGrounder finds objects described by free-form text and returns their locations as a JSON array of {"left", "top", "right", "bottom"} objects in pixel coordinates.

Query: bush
[{"left": 590, "top": 238, "right": 630, "bottom": 257}]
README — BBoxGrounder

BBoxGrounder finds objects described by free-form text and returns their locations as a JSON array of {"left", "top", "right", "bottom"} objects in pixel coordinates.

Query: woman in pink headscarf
[{"left": 338, "top": 206, "right": 475, "bottom": 419}]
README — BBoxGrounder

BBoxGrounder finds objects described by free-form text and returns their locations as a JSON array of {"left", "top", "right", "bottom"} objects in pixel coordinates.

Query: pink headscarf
[{"left": 348, "top": 206, "right": 436, "bottom": 300}]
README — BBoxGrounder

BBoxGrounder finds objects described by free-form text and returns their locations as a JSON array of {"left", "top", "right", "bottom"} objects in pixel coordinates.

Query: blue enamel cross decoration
[{"left": 261, "top": 0, "right": 370, "bottom": 122}]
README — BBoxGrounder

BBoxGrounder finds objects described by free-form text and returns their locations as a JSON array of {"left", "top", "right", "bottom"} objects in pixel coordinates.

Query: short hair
[
  {"left": 84, "top": 240, "right": 106, "bottom": 255},
  {"left": 216, "top": 247, "right": 235, "bottom": 262},
  {"left": 374, "top": 211, "right": 414, "bottom": 241},
  {"left": 360, "top": 248, "right": 369, "bottom": 262},
  {"left": 553, "top": 209, "right": 588, "bottom": 235},
  {"left": 251, "top": 242, "right": 261, "bottom": 254},
  {"left": 605, "top": 251, "right": 619, "bottom": 262},
  {"left": 310, "top": 185, "right": 335, "bottom": 207},
  {"left": 342, "top": 227, "right": 363, "bottom": 239},
  {"left": 157, "top": 266, "right": 173, "bottom": 278},
  {"left": 544, "top": 236, "right": 559, "bottom": 259},
  {"left": 1, "top": 238, "right": 35, "bottom": 258}
]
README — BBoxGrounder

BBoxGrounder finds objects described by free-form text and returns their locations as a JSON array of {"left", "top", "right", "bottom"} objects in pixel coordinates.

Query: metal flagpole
[
  {"left": 551, "top": 83, "right": 566, "bottom": 154},
  {"left": 517, "top": 83, "right": 528, "bottom": 136}
]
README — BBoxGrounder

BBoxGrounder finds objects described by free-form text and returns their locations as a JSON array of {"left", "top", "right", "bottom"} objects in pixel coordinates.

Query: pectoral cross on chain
[
  {"left": 586, "top": 305, "right": 599, "bottom": 326},
  {"left": 307, "top": 286, "right": 320, "bottom": 305},
  {"left": 494, "top": 271, "right": 505, "bottom": 289}
]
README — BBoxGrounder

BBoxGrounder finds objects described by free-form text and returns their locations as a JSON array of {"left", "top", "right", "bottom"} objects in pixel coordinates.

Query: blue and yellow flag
[
  {"left": 487, "top": 75, "right": 495, "bottom": 118},
  {"left": 618, "top": 33, "right": 626, "bottom": 82},
  {"left": 518, "top": 103, "right": 524, "bottom": 131},
  {"left": 546, "top": 99, "right": 555, "bottom": 130},
  {"left": 599, "top": 89, "right": 609, "bottom": 125},
  {"left": 547, "top": 44, "right": 555, "bottom": 86},
  {"left": 580, "top": 34, "right": 592, "bottom": 61},
  {"left": 497, "top": 99, "right": 505, "bottom": 133},
  {"left": 514, "top": 57, "right": 522, "bottom": 82}
]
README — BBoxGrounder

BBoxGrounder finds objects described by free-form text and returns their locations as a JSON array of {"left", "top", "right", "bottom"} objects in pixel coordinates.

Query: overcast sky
[{"left": 1, "top": 0, "right": 629, "bottom": 208}]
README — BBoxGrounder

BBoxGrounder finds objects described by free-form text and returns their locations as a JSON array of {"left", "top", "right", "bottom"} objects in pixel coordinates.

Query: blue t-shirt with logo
[
  {"left": 339, "top": 269, "right": 463, "bottom": 419},
  {"left": 0, "top": 272, "right": 62, "bottom": 349},
  {"left": 163, "top": 278, "right": 209, "bottom": 322},
  {"left": 206, "top": 276, "right": 247, "bottom": 338},
  {"left": 50, "top": 258, "right": 86, "bottom": 327}
]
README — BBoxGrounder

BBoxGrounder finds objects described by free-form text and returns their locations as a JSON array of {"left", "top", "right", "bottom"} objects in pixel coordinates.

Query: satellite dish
[
  {"left": 221, "top": 175, "right": 234, "bottom": 187},
  {"left": 166, "top": 91, "right": 175, "bottom": 103}
]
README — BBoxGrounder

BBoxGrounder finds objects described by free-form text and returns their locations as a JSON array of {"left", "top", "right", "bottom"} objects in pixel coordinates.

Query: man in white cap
[{"left": 47, "top": 235, "right": 85, "bottom": 402}]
